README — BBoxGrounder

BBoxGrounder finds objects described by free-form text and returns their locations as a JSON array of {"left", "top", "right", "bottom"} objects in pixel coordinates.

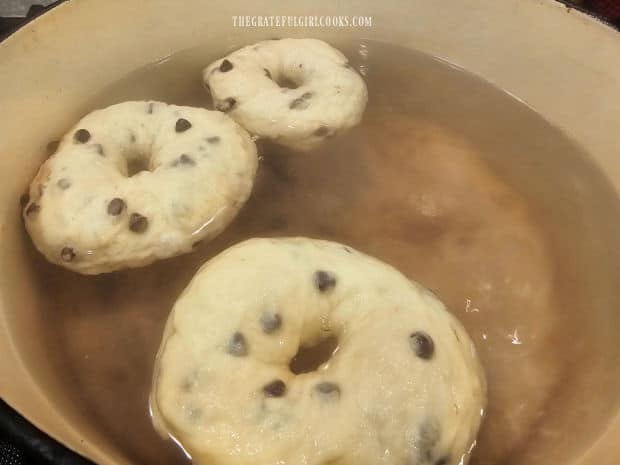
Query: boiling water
[{"left": 24, "top": 40, "right": 620, "bottom": 465}]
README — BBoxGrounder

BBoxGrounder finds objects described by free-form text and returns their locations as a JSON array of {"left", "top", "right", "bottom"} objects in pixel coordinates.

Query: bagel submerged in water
[
  {"left": 23, "top": 101, "right": 258, "bottom": 274},
  {"left": 151, "top": 237, "right": 486, "bottom": 465},
  {"left": 203, "top": 38, "right": 368, "bottom": 151}
]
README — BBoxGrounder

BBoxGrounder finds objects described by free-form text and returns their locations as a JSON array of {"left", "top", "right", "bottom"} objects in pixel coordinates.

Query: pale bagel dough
[
  {"left": 151, "top": 237, "right": 486, "bottom": 465},
  {"left": 23, "top": 101, "right": 258, "bottom": 274},
  {"left": 203, "top": 39, "right": 368, "bottom": 151}
]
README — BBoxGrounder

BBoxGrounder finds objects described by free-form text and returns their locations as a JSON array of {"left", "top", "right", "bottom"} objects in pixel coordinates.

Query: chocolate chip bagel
[
  {"left": 23, "top": 101, "right": 257, "bottom": 274},
  {"left": 150, "top": 237, "right": 486, "bottom": 465},
  {"left": 203, "top": 39, "right": 368, "bottom": 151}
]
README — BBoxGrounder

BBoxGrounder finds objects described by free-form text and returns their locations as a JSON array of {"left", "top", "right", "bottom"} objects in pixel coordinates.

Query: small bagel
[
  {"left": 151, "top": 238, "right": 486, "bottom": 465},
  {"left": 23, "top": 101, "right": 257, "bottom": 274},
  {"left": 203, "top": 39, "right": 368, "bottom": 151}
]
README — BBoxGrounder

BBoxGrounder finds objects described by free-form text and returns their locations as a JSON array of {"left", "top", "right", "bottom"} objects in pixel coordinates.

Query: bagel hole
[
  {"left": 289, "top": 335, "right": 338, "bottom": 374},
  {"left": 276, "top": 76, "right": 299, "bottom": 90},
  {"left": 126, "top": 158, "right": 151, "bottom": 177}
]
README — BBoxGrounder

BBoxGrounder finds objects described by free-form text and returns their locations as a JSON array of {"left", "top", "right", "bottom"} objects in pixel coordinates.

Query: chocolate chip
[
  {"left": 19, "top": 192, "right": 30, "bottom": 208},
  {"left": 409, "top": 331, "right": 435, "bottom": 360},
  {"left": 60, "top": 247, "right": 76, "bottom": 262},
  {"left": 314, "top": 126, "right": 329, "bottom": 137},
  {"left": 25, "top": 202, "right": 40, "bottom": 216},
  {"left": 219, "top": 59, "right": 233, "bottom": 72},
  {"left": 216, "top": 97, "right": 237, "bottom": 112},
  {"left": 179, "top": 154, "right": 195, "bottom": 165},
  {"left": 315, "top": 382, "right": 340, "bottom": 399},
  {"left": 413, "top": 418, "right": 448, "bottom": 465},
  {"left": 206, "top": 136, "right": 220, "bottom": 144},
  {"left": 314, "top": 270, "right": 336, "bottom": 293},
  {"left": 92, "top": 144, "right": 105, "bottom": 156},
  {"left": 46, "top": 140, "right": 59, "bottom": 155},
  {"left": 175, "top": 118, "right": 192, "bottom": 132},
  {"left": 180, "top": 371, "right": 205, "bottom": 393},
  {"left": 128, "top": 213, "right": 148, "bottom": 233},
  {"left": 415, "top": 419, "right": 440, "bottom": 454},
  {"left": 107, "top": 198, "right": 125, "bottom": 216},
  {"left": 57, "top": 178, "right": 71, "bottom": 190},
  {"left": 74, "top": 129, "right": 91, "bottom": 143},
  {"left": 171, "top": 154, "right": 195, "bottom": 167},
  {"left": 263, "top": 379, "right": 286, "bottom": 397},
  {"left": 227, "top": 331, "right": 248, "bottom": 356},
  {"left": 342, "top": 246, "right": 353, "bottom": 254},
  {"left": 260, "top": 312, "right": 282, "bottom": 334},
  {"left": 289, "top": 92, "right": 313, "bottom": 110},
  {"left": 129, "top": 132, "right": 136, "bottom": 143},
  {"left": 264, "top": 68, "right": 272, "bottom": 79},
  {"left": 147, "top": 102, "right": 155, "bottom": 114}
]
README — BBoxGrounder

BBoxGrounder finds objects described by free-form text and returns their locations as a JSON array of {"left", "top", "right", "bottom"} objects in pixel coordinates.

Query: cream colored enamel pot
[{"left": 0, "top": 1, "right": 619, "bottom": 465}]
